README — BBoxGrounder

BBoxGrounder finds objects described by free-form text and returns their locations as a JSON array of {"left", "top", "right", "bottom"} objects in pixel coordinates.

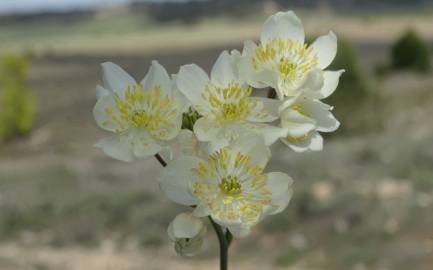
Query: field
[{"left": 0, "top": 9, "right": 433, "bottom": 270}]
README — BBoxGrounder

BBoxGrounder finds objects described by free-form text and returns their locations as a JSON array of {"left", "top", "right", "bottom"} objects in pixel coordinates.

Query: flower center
[
  {"left": 252, "top": 38, "right": 317, "bottom": 86},
  {"left": 278, "top": 58, "right": 299, "bottom": 81},
  {"left": 104, "top": 84, "right": 178, "bottom": 135},
  {"left": 221, "top": 103, "right": 239, "bottom": 121},
  {"left": 130, "top": 109, "right": 150, "bottom": 128},
  {"left": 201, "top": 81, "right": 255, "bottom": 126},
  {"left": 218, "top": 175, "right": 242, "bottom": 196}
]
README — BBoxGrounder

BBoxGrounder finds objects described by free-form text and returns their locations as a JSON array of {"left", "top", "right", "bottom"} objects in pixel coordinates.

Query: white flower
[
  {"left": 278, "top": 70, "right": 343, "bottom": 152},
  {"left": 159, "top": 134, "right": 293, "bottom": 237},
  {"left": 176, "top": 50, "right": 286, "bottom": 147},
  {"left": 167, "top": 212, "right": 206, "bottom": 256},
  {"left": 93, "top": 61, "right": 186, "bottom": 162},
  {"left": 238, "top": 10, "right": 338, "bottom": 99}
]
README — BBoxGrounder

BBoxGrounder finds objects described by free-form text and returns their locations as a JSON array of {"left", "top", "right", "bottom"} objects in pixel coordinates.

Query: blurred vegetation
[
  {"left": 0, "top": 54, "right": 35, "bottom": 142},
  {"left": 324, "top": 39, "right": 382, "bottom": 134},
  {"left": 391, "top": 29, "right": 431, "bottom": 73}
]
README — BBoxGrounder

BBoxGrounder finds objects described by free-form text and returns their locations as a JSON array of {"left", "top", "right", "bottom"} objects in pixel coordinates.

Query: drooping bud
[{"left": 167, "top": 212, "right": 206, "bottom": 256}]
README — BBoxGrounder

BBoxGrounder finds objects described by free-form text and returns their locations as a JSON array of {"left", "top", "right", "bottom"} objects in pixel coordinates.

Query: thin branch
[{"left": 154, "top": 153, "right": 167, "bottom": 167}]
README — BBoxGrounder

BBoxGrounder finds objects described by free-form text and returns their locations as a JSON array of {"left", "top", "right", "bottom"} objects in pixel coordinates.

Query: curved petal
[
  {"left": 261, "top": 11, "right": 304, "bottom": 45},
  {"left": 141, "top": 60, "right": 171, "bottom": 95},
  {"left": 131, "top": 130, "right": 163, "bottom": 158},
  {"left": 264, "top": 172, "right": 293, "bottom": 215},
  {"left": 176, "top": 64, "right": 209, "bottom": 108},
  {"left": 193, "top": 204, "right": 211, "bottom": 217},
  {"left": 281, "top": 131, "right": 323, "bottom": 152},
  {"left": 317, "top": 70, "right": 344, "bottom": 99},
  {"left": 168, "top": 212, "right": 204, "bottom": 239},
  {"left": 280, "top": 109, "right": 316, "bottom": 137},
  {"left": 230, "top": 133, "right": 270, "bottom": 169},
  {"left": 159, "top": 156, "right": 202, "bottom": 206},
  {"left": 303, "top": 100, "right": 340, "bottom": 132},
  {"left": 309, "top": 31, "right": 337, "bottom": 69},
  {"left": 93, "top": 94, "right": 128, "bottom": 132},
  {"left": 174, "top": 129, "right": 199, "bottom": 157},
  {"left": 211, "top": 50, "right": 238, "bottom": 87},
  {"left": 300, "top": 68, "right": 325, "bottom": 92},
  {"left": 247, "top": 97, "right": 281, "bottom": 122},
  {"left": 227, "top": 224, "right": 251, "bottom": 238},
  {"left": 252, "top": 123, "right": 288, "bottom": 146},
  {"left": 193, "top": 117, "right": 219, "bottom": 142},
  {"left": 95, "top": 134, "right": 134, "bottom": 162},
  {"left": 101, "top": 62, "right": 136, "bottom": 94},
  {"left": 96, "top": 85, "right": 111, "bottom": 98}
]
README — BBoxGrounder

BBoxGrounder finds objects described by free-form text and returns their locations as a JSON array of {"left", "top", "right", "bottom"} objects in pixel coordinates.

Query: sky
[
  {"left": 0, "top": 0, "right": 200, "bottom": 15},
  {"left": 0, "top": 0, "right": 130, "bottom": 14}
]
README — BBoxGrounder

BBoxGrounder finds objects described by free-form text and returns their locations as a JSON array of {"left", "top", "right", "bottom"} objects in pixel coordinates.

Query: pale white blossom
[
  {"left": 159, "top": 134, "right": 293, "bottom": 237},
  {"left": 176, "top": 50, "right": 286, "bottom": 148},
  {"left": 93, "top": 61, "right": 186, "bottom": 161},
  {"left": 238, "top": 11, "right": 338, "bottom": 99},
  {"left": 167, "top": 212, "right": 206, "bottom": 256},
  {"left": 278, "top": 70, "right": 343, "bottom": 152}
]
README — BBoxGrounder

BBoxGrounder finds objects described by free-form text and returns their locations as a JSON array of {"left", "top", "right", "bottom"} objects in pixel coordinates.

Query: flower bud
[{"left": 167, "top": 212, "right": 206, "bottom": 256}]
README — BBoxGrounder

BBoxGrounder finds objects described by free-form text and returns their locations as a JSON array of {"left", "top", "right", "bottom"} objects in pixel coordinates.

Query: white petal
[
  {"left": 318, "top": 70, "right": 344, "bottom": 99},
  {"left": 159, "top": 156, "right": 202, "bottom": 206},
  {"left": 247, "top": 97, "right": 281, "bottom": 122},
  {"left": 101, "top": 62, "right": 136, "bottom": 94},
  {"left": 175, "top": 129, "right": 199, "bottom": 157},
  {"left": 300, "top": 68, "right": 324, "bottom": 92},
  {"left": 227, "top": 224, "right": 251, "bottom": 238},
  {"left": 176, "top": 64, "right": 209, "bottom": 109},
  {"left": 230, "top": 133, "right": 270, "bottom": 169},
  {"left": 261, "top": 11, "right": 304, "bottom": 45},
  {"left": 193, "top": 117, "right": 219, "bottom": 142},
  {"left": 141, "top": 60, "right": 171, "bottom": 95},
  {"left": 168, "top": 212, "right": 204, "bottom": 239},
  {"left": 96, "top": 85, "right": 110, "bottom": 98},
  {"left": 264, "top": 172, "right": 293, "bottom": 215},
  {"left": 303, "top": 100, "right": 339, "bottom": 132},
  {"left": 309, "top": 132, "right": 324, "bottom": 151},
  {"left": 131, "top": 131, "right": 163, "bottom": 158},
  {"left": 280, "top": 109, "right": 316, "bottom": 137},
  {"left": 95, "top": 134, "right": 134, "bottom": 162},
  {"left": 193, "top": 204, "right": 211, "bottom": 217},
  {"left": 281, "top": 131, "right": 323, "bottom": 152},
  {"left": 211, "top": 50, "right": 238, "bottom": 87},
  {"left": 309, "top": 31, "right": 337, "bottom": 69},
  {"left": 93, "top": 94, "right": 128, "bottom": 132},
  {"left": 252, "top": 123, "right": 288, "bottom": 146}
]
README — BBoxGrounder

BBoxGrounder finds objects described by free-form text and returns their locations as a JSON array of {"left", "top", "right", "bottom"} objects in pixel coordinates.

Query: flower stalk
[{"left": 209, "top": 216, "right": 230, "bottom": 270}]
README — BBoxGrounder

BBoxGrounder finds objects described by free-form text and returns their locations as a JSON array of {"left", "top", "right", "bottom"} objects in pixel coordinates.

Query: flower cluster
[{"left": 93, "top": 11, "right": 342, "bottom": 256}]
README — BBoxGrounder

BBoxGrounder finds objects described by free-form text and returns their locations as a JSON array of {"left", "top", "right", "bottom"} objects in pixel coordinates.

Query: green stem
[{"left": 209, "top": 216, "right": 229, "bottom": 270}]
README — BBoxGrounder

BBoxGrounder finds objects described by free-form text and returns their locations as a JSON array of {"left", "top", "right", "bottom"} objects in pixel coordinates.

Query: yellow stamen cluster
[
  {"left": 200, "top": 81, "right": 257, "bottom": 126},
  {"left": 291, "top": 103, "right": 310, "bottom": 117},
  {"left": 252, "top": 38, "right": 317, "bottom": 82},
  {"left": 192, "top": 148, "right": 272, "bottom": 224},
  {"left": 103, "top": 84, "right": 178, "bottom": 138},
  {"left": 218, "top": 175, "right": 242, "bottom": 196},
  {"left": 286, "top": 133, "right": 309, "bottom": 143}
]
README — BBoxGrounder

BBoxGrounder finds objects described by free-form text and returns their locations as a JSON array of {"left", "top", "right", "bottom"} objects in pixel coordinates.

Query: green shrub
[
  {"left": 391, "top": 29, "right": 430, "bottom": 73},
  {"left": 0, "top": 54, "right": 35, "bottom": 141}
]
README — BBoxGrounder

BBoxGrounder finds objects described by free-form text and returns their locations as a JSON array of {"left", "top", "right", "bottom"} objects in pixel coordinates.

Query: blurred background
[{"left": 1, "top": 0, "right": 433, "bottom": 269}]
